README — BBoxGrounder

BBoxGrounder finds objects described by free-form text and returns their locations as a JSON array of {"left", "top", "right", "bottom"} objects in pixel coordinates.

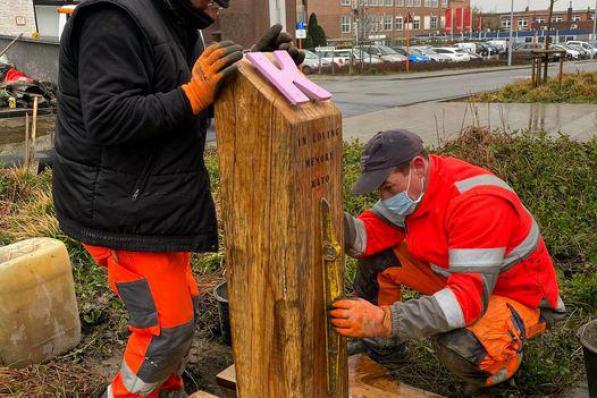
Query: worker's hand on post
[
  {"left": 182, "top": 40, "right": 243, "bottom": 115},
  {"left": 251, "top": 24, "right": 305, "bottom": 66},
  {"left": 329, "top": 297, "right": 392, "bottom": 338}
]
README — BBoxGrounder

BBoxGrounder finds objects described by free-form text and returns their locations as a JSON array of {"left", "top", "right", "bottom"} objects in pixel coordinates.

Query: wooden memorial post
[{"left": 214, "top": 51, "right": 348, "bottom": 398}]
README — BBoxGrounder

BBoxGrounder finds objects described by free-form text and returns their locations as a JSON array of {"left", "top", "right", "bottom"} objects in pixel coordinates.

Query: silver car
[{"left": 301, "top": 50, "right": 331, "bottom": 74}]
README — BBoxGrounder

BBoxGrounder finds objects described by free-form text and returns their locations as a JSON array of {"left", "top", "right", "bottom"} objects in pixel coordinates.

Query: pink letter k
[{"left": 246, "top": 51, "right": 333, "bottom": 106}]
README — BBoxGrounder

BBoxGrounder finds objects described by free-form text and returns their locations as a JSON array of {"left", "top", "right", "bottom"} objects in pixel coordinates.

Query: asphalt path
[{"left": 311, "top": 60, "right": 597, "bottom": 118}]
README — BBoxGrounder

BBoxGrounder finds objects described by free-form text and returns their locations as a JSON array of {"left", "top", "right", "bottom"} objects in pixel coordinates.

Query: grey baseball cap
[{"left": 352, "top": 129, "right": 424, "bottom": 195}]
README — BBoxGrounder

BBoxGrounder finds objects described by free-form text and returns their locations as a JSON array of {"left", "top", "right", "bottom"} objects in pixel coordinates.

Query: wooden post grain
[{"left": 215, "top": 58, "right": 347, "bottom": 398}]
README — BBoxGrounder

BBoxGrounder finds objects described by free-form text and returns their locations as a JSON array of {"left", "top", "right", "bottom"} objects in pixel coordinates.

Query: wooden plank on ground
[
  {"left": 215, "top": 57, "right": 346, "bottom": 398},
  {"left": 216, "top": 354, "right": 445, "bottom": 398},
  {"left": 189, "top": 391, "right": 220, "bottom": 398}
]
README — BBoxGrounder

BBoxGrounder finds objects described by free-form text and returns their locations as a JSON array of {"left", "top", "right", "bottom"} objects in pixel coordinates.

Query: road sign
[
  {"left": 297, "top": 21, "right": 305, "bottom": 30},
  {"left": 296, "top": 29, "right": 307, "bottom": 39}
]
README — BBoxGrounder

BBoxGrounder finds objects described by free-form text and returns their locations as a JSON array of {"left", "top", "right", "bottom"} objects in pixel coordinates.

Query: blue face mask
[{"left": 382, "top": 170, "right": 424, "bottom": 217}]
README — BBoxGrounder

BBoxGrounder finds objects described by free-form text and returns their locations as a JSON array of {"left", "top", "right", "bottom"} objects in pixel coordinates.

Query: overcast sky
[{"left": 472, "top": 0, "right": 596, "bottom": 13}]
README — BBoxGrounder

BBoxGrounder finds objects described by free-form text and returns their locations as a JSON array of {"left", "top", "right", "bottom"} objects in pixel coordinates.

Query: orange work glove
[
  {"left": 182, "top": 40, "right": 243, "bottom": 115},
  {"left": 329, "top": 297, "right": 392, "bottom": 338}
]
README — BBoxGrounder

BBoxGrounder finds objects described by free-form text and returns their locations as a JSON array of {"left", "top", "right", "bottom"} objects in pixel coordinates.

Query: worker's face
[{"left": 378, "top": 156, "right": 427, "bottom": 201}]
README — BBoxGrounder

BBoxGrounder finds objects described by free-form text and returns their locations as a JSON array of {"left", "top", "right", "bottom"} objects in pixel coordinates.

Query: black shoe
[
  {"left": 347, "top": 339, "right": 367, "bottom": 356},
  {"left": 362, "top": 337, "right": 408, "bottom": 368}
]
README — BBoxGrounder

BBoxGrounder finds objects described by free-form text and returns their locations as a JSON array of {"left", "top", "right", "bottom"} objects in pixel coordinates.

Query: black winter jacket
[{"left": 52, "top": 0, "right": 218, "bottom": 252}]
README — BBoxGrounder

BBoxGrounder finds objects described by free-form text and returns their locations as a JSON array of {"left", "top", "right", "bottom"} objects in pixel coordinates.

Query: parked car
[
  {"left": 551, "top": 44, "right": 580, "bottom": 60},
  {"left": 466, "top": 51, "right": 483, "bottom": 61},
  {"left": 356, "top": 45, "right": 407, "bottom": 63},
  {"left": 349, "top": 49, "right": 384, "bottom": 64},
  {"left": 474, "top": 42, "right": 490, "bottom": 56},
  {"left": 516, "top": 43, "right": 564, "bottom": 61},
  {"left": 566, "top": 41, "right": 596, "bottom": 58},
  {"left": 411, "top": 46, "right": 452, "bottom": 62},
  {"left": 455, "top": 42, "right": 477, "bottom": 53},
  {"left": 392, "top": 47, "right": 431, "bottom": 63},
  {"left": 315, "top": 49, "right": 350, "bottom": 67},
  {"left": 433, "top": 47, "right": 470, "bottom": 62},
  {"left": 487, "top": 40, "right": 508, "bottom": 53},
  {"left": 564, "top": 42, "right": 592, "bottom": 59},
  {"left": 301, "top": 50, "right": 331, "bottom": 74}
]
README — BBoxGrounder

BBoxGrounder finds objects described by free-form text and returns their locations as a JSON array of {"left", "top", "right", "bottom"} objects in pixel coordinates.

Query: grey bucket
[
  {"left": 578, "top": 319, "right": 597, "bottom": 397},
  {"left": 213, "top": 282, "right": 231, "bottom": 346}
]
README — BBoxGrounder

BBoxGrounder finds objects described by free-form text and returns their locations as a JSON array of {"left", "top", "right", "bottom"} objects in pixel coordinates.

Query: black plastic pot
[
  {"left": 213, "top": 282, "right": 231, "bottom": 346},
  {"left": 578, "top": 319, "right": 597, "bottom": 397}
]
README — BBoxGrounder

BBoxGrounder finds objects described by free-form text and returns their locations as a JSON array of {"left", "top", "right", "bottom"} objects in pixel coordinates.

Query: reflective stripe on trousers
[{"left": 85, "top": 245, "right": 199, "bottom": 398}]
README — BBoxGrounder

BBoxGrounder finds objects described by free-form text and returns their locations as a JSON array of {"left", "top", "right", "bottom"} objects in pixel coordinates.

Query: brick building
[
  {"left": 207, "top": 0, "right": 297, "bottom": 47},
  {"left": 304, "top": 0, "right": 470, "bottom": 44},
  {"left": 481, "top": 6, "right": 596, "bottom": 33}
]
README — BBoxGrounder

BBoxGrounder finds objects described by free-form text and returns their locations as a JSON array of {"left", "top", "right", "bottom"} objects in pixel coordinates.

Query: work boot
[
  {"left": 348, "top": 337, "right": 408, "bottom": 368},
  {"left": 347, "top": 339, "right": 367, "bottom": 356}
]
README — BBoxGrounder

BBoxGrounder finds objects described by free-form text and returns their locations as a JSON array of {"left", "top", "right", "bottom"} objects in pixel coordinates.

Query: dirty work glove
[
  {"left": 329, "top": 297, "right": 392, "bottom": 338},
  {"left": 182, "top": 40, "right": 243, "bottom": 114},
  {"left": 251, "top": 24, "right": 305, "bottom": 66}
]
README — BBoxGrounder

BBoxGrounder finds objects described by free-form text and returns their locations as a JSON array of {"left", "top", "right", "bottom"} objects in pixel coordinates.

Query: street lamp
[
  {"left": 508, "top": 0, "right": 514, "bottom": 66},
  {"left": 593, "top": 0, "right": 597, "bottom": 40}
]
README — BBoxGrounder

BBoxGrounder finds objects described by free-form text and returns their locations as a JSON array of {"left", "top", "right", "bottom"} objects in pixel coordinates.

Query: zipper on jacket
[{"left": 131, "top": 152, "right": 157, "bottom": 201}]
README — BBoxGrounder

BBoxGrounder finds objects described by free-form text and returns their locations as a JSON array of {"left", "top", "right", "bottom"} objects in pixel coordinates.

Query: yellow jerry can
[{"left": 0, "top": 238, "right": 81, "bottom": 367}]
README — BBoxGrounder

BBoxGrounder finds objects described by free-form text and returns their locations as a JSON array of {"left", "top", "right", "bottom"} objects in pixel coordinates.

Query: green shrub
[{"left": 472, "top": 71, "right": 597, "bottom": 103}]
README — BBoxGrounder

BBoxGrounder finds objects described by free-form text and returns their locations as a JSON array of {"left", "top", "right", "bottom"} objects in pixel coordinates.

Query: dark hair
[{"left": 394, "top": 149, "right": 429, "bottom": 173}]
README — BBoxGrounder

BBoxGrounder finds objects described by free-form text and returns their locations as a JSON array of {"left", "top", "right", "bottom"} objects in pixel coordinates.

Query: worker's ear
[{"left": 410, "top": 156, "right": 426, "bottom": 178}]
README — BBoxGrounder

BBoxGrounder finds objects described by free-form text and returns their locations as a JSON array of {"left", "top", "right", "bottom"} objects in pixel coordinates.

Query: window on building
[
  {"left": 369, "top": 0, "right": 379, "bottom": 6},
  {"left": 384, "top": 0, "right": 393, "bottom": 6},
  {"left": 395, "top": 16, "right": 404, "bottom": 30},
  {"left": 518, "top": 18, "right": 528, "bottom": 28},
  {"left": 341, "top": 15, "right": 352, "bottom": 32},
  {"left": 440, "top": 0, "right": 448, "bottom": 7},
  {"left": 430, "top": 15, "right": 438, "bottom": 29},
  {"left": 552, "top": 16, "right": 563, "bottom": 22},
  {"left": 341, "top": 0, "right": 351, "bottom": 5},
  {"left": 413, "top": 15, "right": 420, "bottom": 29},
  {"left": 572, "top": 15, "right": 581, "bottom": 22},
  {"left": 395, "top": 0, "right": 404, "bottom": 5},
  {"left": 501, "top": 18, "right": 511, "bottom": 28},
  {"left": 405, "top": 0, "right": 413, "bottom": 6},
  {"left": 424, "top": 0, "right": 431, "bottom": 6},
  {"left": 384, "top": 14, "right": 393, "bottom": 30},
  {"left": 413, "top": 0, "right": 422, "bottom": 6},
  {"left": 534, "top": 17, "right": 545, "bottom": 23}
]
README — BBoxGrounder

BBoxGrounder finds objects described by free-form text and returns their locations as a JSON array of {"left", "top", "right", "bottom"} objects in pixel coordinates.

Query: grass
[
  {"left": 471, "top": 71, "right": 597, "bottom": 103},
  {"left": 0, "top": 128, "right": 595, "bottom": 397}
]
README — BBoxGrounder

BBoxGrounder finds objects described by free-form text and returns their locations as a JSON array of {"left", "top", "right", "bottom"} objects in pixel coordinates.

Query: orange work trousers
[
  {"left": 355, "top": 243, "right": 546, "bottom": 388},
  {"left": 85, "top": 245, "right": 199, "bottom": 398}
]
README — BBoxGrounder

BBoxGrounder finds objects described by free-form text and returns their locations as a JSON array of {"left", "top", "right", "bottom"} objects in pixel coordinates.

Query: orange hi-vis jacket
[{"left": 347, "top": 155, "right": 564, "bottom": 339}]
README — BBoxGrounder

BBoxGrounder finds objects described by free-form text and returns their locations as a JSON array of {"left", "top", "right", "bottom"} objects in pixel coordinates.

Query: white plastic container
[{"left": 0, "top": 238, "right": 81, "bottom": 367}]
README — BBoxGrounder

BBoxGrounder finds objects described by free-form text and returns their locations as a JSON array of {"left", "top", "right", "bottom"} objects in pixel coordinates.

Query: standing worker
[
  {"left": 52, "top": 0, "right": 304, "bottom": 396},
  {"left": 331, "top": 130, "right": 566, "bottom": 394}
]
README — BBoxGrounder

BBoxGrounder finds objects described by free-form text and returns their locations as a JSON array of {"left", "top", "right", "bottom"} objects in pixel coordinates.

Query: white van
[{"left": 455, "top": 42, "right": 477, "bottom": 54}]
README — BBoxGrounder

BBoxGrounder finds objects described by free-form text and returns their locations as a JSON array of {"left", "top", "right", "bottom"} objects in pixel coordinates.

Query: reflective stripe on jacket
[{"left": 346, "top": 155, "right": 562, "bottom": 339}]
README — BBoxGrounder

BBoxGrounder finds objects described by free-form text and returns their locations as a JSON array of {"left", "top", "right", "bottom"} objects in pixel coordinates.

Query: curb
[{"left": 310, "top": 60, "right": 596, "bottom": 82}]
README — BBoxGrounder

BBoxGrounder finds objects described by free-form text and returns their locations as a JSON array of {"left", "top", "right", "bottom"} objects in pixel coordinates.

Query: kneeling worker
[{"left": 330, "top": 129, "right": 566, "bottom": 393}]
